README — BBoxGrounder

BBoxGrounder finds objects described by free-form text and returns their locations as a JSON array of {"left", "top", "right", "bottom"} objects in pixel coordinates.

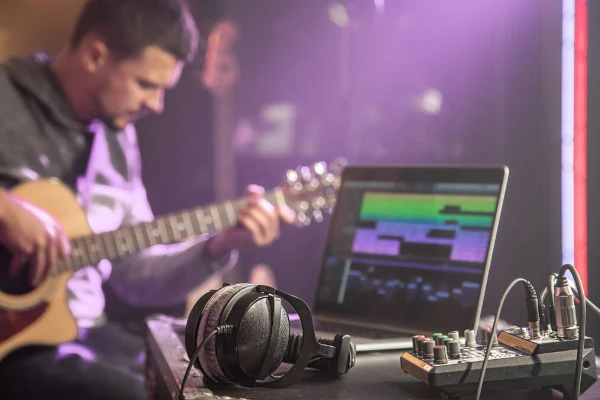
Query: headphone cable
[
  {"left": 179, "top": 325, "right": 234, "bottom": 400},
  {"left": 475, "top": 278, "right": 533, "bottom": 400}
]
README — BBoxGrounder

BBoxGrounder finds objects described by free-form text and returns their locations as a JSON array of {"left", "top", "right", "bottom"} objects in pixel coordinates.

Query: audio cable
[
  {"left": 538, "top": 265, "right": 587, "bottom": 400},
  {"left": 570, "top": 286, "right": 600, "bottom": 317},
  {"left": 477, "top": 265, "right": 586, "bottom": 400},
  {"left": 540, "top": 273, "right": 559, "bottom": 332},
  {"left": 179, "top": 325, "right": 234, "bottom": 400},
  {"left": 475, "top": 278, "right": 539, "bottom": 400},
  {"left": 542, "top": 276, "right": 600, "bottom": 319},
  {"left": 554, "top": 264, "right": 586, "bottom": 400}
]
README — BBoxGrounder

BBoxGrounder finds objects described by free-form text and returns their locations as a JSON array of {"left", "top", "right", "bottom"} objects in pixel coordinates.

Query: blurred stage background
[{"left": 2, "top": 0, "right": 595, "bottom": 341}]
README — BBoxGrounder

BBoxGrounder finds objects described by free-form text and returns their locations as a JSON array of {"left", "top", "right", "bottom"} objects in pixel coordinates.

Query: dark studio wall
[
  {"left": 483, "top": 0, "right": 563, "bottom": 325},
  {"left": 0, "top": 0, "right": 86, "bottom": 61}
]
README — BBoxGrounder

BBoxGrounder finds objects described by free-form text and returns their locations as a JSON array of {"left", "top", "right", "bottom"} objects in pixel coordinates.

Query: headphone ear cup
[
  {"left": 198, "top": 283, "right": 254, "bottom": 382},
  {"left": 235, "top": 297, "right": 290, "bottom": 378},
  {"left": 184, "top": 289, "right": 217, "bottom": 369}
]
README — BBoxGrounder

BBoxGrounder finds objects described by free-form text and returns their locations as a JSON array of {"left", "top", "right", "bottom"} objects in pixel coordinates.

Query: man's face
[{"left": 89, "top": 45, "right": 184, "bottom": 130}]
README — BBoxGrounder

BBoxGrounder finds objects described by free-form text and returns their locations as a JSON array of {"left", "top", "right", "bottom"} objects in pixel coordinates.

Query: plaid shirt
[{"left": 0, "top": 53, "right": 236, "bottom": 327}]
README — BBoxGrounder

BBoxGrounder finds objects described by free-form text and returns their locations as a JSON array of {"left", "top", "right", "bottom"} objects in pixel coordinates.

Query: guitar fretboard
[{"left": 52, "top": 188, "right": 287, "bottom": 275}]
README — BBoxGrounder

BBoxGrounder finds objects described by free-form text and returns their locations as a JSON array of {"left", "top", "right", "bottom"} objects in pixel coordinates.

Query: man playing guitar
[{"left": 0, "top": 0, "right": 298, "bottom": 399}]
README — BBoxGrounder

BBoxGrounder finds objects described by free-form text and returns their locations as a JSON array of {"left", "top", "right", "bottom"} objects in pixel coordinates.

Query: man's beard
[
  {"left": 101, "top": 116, "right": 124, "bottom": 131},
  {"left": 92, "top": 94, "right": 151, "bottom": 130},
  {"left": 99, "top": 109, "right": 151, "bottom": 130}
]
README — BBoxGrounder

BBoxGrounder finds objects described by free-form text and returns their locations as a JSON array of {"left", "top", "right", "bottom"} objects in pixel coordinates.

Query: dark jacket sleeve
[{"left": 0, "top": 65, "right": 45, "bottom": 189}]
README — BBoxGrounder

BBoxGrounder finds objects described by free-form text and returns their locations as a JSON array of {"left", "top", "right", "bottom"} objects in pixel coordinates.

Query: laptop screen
[{"left": 313, "top": 165, "right": 508, "bottom": 335}]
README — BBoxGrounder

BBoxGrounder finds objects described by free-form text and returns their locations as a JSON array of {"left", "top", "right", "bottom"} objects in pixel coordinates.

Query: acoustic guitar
[{"left": 0, "top": 160, "right": 343, "bottom": 362}]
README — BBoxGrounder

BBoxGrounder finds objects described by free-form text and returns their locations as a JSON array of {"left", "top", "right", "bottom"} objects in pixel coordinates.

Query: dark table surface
[{"left": 145, "top": 319, "right": 600, "bottom": 400}]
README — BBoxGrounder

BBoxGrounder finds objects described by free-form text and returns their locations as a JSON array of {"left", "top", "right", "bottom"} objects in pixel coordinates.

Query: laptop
[{"left": 292, "top": 164, "right": 509, "bottom": 352}]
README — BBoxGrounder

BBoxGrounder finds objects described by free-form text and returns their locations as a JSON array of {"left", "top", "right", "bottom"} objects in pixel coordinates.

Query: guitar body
[{"left": 0, "top": 179, "right": 90, "bottom": 362}]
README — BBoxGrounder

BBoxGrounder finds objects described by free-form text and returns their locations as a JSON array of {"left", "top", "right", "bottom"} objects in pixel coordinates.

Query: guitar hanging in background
[
  {"left": 200, "top": 19, "right": 240, "bottom": 203},
  {"left": 196, "top": 18, "right": 242, "bottom": 296},
  {"left": 0, "top": 160, "right": 345, "bottom": 363}
]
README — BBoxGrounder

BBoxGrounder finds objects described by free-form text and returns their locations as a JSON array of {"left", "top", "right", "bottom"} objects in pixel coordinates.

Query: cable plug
[
  {"left": 523, "top": 281, "right": 540, "bottom": 338},
  {"left": 554, "top": 275, "right": 578, "bottom": 340}
]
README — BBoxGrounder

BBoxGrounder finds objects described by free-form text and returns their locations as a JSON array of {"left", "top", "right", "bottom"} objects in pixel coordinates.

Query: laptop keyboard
[{"left": 316, "top": 321, "right": 406, "bottom": 339}]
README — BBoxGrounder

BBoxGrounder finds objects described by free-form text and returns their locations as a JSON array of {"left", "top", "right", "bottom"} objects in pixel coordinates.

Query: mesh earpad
[
  {"left": 198, "top": 283, "right": 253, "bottom": 382},
  {"left": 236, "top": 296, "right": 290, "bottom": 378}
]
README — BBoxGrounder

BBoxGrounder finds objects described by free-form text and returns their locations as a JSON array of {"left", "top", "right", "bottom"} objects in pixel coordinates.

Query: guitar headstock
[
  {"left": 281, "top": 158, "right": 347, "bottom": 226},
  {"left": 200, "top": 19, "right": 240, "bottom": 96}
]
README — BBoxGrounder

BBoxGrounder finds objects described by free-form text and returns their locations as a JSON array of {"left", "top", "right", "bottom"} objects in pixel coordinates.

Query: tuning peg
[
  {"left": 312, "top": 196, "right": 326, "bottom": 210},
  {"left": 296, "top": 211, "right": 311, "bottom": 227},
  {"left": 312, "top": 209, "right": 324, "bottom": 223},
  {"left": 328, "top": 157, "right": 348, "bottom": 175},
  {"left": 286, "top": 169, "right": 299, "bottom": 185},
  {"left": 296, "top": 166, "right": 312, "bottom": 183},
  {"left": 311, "top": 161, "right": 327, "bottom": 176},
  {"left": 316, "top": 173, "right": 333, "bottom": 188},
  {"left": 296, "top": 201, "right": 309, "bottom": 212},
  {"left": 325, "top": 198, "right": 337, "bottom": 214}
]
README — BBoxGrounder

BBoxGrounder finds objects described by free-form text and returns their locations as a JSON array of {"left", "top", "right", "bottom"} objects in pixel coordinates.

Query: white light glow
[{"left": 562, "top": 0, "right": 575, "bottom": 266}]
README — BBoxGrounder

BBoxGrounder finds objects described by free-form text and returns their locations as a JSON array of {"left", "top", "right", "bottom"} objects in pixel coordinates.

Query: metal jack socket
[
  {"left": 528, "top": 321, "right": 541, "bottom": 339},
  {"left": 554, "top": 281, "right": 578, "bottom": 340}
]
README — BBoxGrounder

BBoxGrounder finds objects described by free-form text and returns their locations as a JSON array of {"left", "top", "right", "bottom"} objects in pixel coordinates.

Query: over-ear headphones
[{"left": 184, "top": 283, "right": 356, "bottom": 390}]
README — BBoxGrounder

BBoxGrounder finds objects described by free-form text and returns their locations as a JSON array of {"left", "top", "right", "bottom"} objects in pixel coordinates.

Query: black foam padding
[{"left": 198, "top": 283, "right": 253, "bottom": 382}]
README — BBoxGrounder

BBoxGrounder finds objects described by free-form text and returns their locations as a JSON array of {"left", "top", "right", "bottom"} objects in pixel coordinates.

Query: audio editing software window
[{"left": 317, "top": 179, "right": 501, "bottom": 331}]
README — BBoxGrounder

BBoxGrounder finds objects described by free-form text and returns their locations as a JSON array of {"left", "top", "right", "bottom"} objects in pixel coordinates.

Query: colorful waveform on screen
[{"left": 351, "top": 192, "right": 498, "bottom": 263}]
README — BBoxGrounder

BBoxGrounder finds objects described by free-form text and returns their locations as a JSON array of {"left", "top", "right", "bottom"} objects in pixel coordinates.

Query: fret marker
[
  {"left": 205, "top": 216, "right": 212, "bottom": 224},
  {"left": 153, "top": 229, "right": 160, "bottom": 237},
  {"left": 225, "top": 203, "right": 236, "bottom": 225},
  {"left": 178, "top": 222, "right": 185, "bottom": 231},
  {"left": 209, "top": 206, "right": 222, "bottom": 230}
]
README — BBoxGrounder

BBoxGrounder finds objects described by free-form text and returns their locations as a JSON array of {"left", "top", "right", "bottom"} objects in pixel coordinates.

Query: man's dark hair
[{"left": 71, "top": 0, "right": 199, "bottom": 62}]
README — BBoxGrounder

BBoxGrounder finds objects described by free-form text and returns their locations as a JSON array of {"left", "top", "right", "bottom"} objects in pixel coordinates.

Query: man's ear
[{"left": 81, "top": 36, "right": 110, "bottom": 73}]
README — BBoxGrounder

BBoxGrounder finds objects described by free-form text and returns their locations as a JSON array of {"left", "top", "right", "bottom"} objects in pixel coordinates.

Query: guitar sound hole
[{"left": 0, "top": 248, "right": 35, "bottom": 295}]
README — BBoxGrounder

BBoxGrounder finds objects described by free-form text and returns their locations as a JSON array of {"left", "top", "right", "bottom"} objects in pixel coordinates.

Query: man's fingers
[
  {"left": 238, "top": 214, "right": 263, "bottom": 243},
  {"left": 252, "top": 202, "right": 281, "bottom": 239},
  {"left": 278, "top": 206, "right": 296, "bottom": 224},
  {"left": 245, "top": 184, "right": 265, "bottom": 198}
]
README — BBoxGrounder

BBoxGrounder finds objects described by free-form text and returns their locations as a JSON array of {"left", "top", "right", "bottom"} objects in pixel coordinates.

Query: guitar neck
[{"left": 54, "top": 187, "right": 287, "bottom": 275}]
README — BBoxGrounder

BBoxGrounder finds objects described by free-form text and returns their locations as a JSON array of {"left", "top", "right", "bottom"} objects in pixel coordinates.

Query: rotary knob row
[{"left": 412, "top": 333, "right": 460, "bottom": 363}]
